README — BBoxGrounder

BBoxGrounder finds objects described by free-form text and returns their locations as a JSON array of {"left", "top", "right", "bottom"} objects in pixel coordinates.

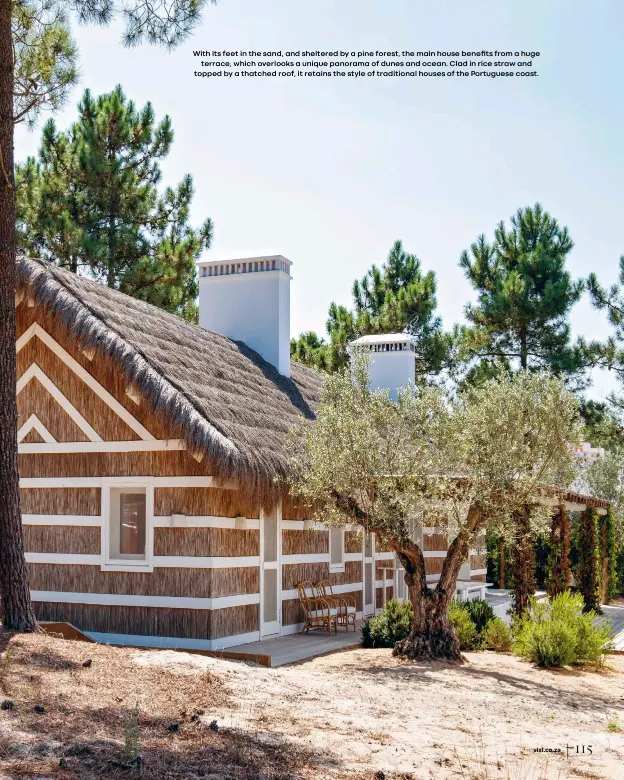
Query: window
[
  {"left": 102, "top": 481, "right": 153, "bottom": 571},
  {"left": 329, "top": 527, "right": 345, "bottom": 573}
]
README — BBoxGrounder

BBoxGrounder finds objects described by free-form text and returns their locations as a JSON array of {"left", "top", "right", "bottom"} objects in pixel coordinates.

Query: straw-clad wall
[
  {"left": 18, "top": 378, "right": 89, "bottom": 442},
  {"left": 33, "top": 602, "right": 258, "bottom": 639},
  {"left": 376, "top": 586, "right": 394, "bottom": 609},
  {"left": 470, "top": 554, "right": 486, "bottom": 571},
  {"left": 17, "top": 336, "right": 139, "bottom": 441},
  {"left": 282, "top": 529, "right": 328, "bottom": 555},
  {"left": 27, "top": 564, "right": 258, "bottom": 597},
  {"left": 423, "top": 533, "right": 448, "bottom": 551},
  {"left": 470, "top": 574, "right": 487, "bottom": 582},
  {"left": 22, "top": 428, "right": 45, "bottom": 444},
  {"left": 20, "top": 488, "right": 101, "bottom": 515},
  {"left": 154, "top": 488, "right": 260, "bottom": 519},
  {"left": 281, "top": 494, "right": 313, "bottom": 521},
  {"left": 23, "top": 526, "right": 100, "bottom": 555},
  {"left": 282, "top": 560, "right": 361, "bottom": 590},
  {"left": 282, "top": 588, "right": 362, "bottom": 627},
  {"left": 424, "top": 557, "right": 444, "bottom": 575},
  {"left": 19, "top": 451, "right": 210, "bottom": 479},
  {"left": 17, "top": 307, "right": 178, "bottom": 443},
  {"left": 345, "top": 530, "right": 362, "bottom": 554},
  {"left": 153, "top": 527, "right": 258, "bottom": 557}
]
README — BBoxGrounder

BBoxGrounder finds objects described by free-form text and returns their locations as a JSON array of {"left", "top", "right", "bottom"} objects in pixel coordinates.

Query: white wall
[
  {"left": 199, "top": 269, "right": 291, "bottom": 377},
  {"left": 366, "top": 350, "right": 415, "bottom": 401}
]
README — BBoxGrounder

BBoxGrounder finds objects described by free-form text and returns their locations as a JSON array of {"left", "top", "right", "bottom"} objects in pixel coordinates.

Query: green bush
[
  {"left": 448, "top": 600, "right": 480, "bottom": 650},
  {"left": 361, "top": 598, "right": 413, "bottom": 648},
  {"left": 462, "top": 599, "right": 495, "bottom": 633},
  {"left": 484, "top": 618, "right": 512, "bottom": 652},
  {"left": 512, "top": 591, "right": 613, "bottom": 668}
]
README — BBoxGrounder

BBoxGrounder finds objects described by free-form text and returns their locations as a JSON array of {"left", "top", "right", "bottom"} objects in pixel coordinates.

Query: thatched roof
[{"left": 16, "top": 257, "right": 323, "bottom": 493}]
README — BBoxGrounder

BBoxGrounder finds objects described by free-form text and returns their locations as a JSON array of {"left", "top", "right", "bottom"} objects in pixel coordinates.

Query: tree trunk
[
  {"left": 0, "top": 0, "right": 37, "bottom": 632},
  {"left": 393, "top": 505, "right": 482, "bottom": 661},
  {"left": 547, "top": 503, "right": 571, "bottom": 597},
  {"left": 512, "top": 504, "right": 536, "bottom": 616},
  {"left": 600, "top": 516, "right": 608, "bottom": 606},
  {"left": 499, "top": 539, "right": 506, "bottom": 588}
]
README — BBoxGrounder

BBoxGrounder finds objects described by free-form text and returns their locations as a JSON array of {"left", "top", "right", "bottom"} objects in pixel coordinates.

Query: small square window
[{"left": 103, "top": 483, "right": 153, "bottom": 571}]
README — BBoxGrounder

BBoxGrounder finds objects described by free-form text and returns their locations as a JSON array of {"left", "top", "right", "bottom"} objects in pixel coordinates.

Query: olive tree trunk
[
  {"left": 393, "top": 506, "right": 482, "bottom": 661},
  {"left": 0, "top": 0, "right": 37, "bottom": 632}
]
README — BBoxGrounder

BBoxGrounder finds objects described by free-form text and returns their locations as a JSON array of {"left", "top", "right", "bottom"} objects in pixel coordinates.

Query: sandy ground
[
  {"left": 137, "top": 647, "right": 624, "bottom": 779},
  {"left": 2, "top": 631, "right": 624, "bottom": 778}
]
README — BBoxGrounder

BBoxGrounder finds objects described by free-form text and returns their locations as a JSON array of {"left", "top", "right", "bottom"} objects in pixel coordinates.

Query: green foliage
[
  {"left": 290, "top": 240, "right": 452, "bottom": 380},
  {"left": 13, "top": 0, "right": 78, "bottom": 128},
  {"left": 484, "top": 618, "right": 512, "bottom": 652},
  {"left": 461, "top": 599, "right": 495, "bottom": 633},
  {"left": 361, "top": 598, "right": 413, "bottom": 648},
  {"left": 579, "top": 400, "right": 624, "bottom": 450},
  {"left": 458, "top": 203, "right": 586, "bottom": 390},
  {"left": 448, "top": 601, "right": 480, "bottom": 651},
  {"left": 512, "top": 592, "right": 613, "bottom": 668},
  {"left": 576, "top": 508, "right": 600, "bottom": 613},
  {"left": 123, "top": 707, "right": 141, "bottom": 766},
  {"left": 546, "top": 505, "right": 572, "bottom": 597},
  {"left": 16, "top": 85, "right": 213, "bottom": 320}
]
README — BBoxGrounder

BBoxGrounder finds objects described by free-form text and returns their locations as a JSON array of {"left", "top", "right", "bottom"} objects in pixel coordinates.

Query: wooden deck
[
  {"left": 596, "top": 604, "right": 624, "bottom": 652},
  {"left": 219, "top": 625, "right": 363, "bottom": 667}
]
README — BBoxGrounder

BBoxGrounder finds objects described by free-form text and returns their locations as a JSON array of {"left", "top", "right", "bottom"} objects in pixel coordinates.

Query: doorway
[
  {"left": 260, "top": 504, "right": 281, "bottom": 638},
  {"left": 363, "top": 531, "right": 375, "bottom": 617}
]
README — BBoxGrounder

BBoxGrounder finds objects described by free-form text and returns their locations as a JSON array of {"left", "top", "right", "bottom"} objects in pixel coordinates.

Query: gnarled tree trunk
[
  {"left": 393, "top": 505, "right": 482, "bottom": 661},
  {"left": 0, "top": 1, "right": 37, "bottom": 632}
]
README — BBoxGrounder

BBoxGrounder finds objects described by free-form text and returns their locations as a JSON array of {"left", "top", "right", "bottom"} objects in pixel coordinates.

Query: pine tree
[
  {"left": 17, "top": 85, "right": 213, "bottom": 320},
  {"left": 0, "top": 0, "right": 215, "bottom": 632},
  {"left": 459, "top": 203, "right": 586, "bottom": 389},
  {"left": 291, "top": 239, "right": 451, "bottom": 378}
]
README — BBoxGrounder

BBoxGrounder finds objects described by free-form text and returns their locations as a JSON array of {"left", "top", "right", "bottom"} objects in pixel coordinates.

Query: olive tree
[{"left": 288, "top": 362, "right": 581, "bottom": 660}]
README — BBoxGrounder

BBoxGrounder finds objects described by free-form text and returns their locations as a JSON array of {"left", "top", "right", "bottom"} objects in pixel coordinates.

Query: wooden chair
[
  {"left": 316, "top": 580, "right": 357, "bottom": 631},
  {"left": 296, "top": 581, "right": 337, "bottom": 635}
]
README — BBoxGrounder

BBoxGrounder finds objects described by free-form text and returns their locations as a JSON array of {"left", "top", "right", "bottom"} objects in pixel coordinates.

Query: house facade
[{"left": 14, "top": 254, "right": 487, "bottom": 651}]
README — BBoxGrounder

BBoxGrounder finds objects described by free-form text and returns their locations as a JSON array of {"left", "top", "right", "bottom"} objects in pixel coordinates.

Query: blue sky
[{"left": 15, "top": 0, "right": 624, "bottom": 399}]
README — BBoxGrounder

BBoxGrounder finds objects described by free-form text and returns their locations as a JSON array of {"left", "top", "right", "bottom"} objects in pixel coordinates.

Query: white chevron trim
[
  {"left": 17, "top": 364, "right": 102, "bottom": 442},
  {"left": 17, "top": 323, "right": 155, "bottom": 441},
  {"left": 17, "top": 413, "right": 56, "bottom": 444}
]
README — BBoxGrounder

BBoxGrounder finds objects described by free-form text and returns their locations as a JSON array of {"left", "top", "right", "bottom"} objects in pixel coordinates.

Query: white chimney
[
  {"left": 349, "top": 333, "right": 415, "bottom": 401},
  {"left": 198, "top": 255, "right": 292, "bottom": 377}
]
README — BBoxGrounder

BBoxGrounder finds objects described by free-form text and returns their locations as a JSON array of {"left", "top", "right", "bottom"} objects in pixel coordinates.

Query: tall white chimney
[
  {"left": 197, "top": 255, "right": 292, "bottom": 377},
  {"left": 349, "top": 333, "right": 415, "bottom": 401}
]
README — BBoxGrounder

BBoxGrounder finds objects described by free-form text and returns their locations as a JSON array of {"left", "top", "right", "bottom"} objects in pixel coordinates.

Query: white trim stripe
[
  {"left": 31, "top": 590, "right": 259, "bottom": 610},
  {"left": 19, "top": 439, "right": 186, "bottom": 455},
  {"left": 24, "top": 552, "right": 260, "bottom": 569},
  {"left": 154, "top": 516, "right": 260, "bottom": 530},
  {"left": 19, "top": 476, "right": 236, "bottom": 489},
  {"left": 17, "top": 364, "right": 103, "bottom": 442},
  {"left": 282, "top": 553, "right": 329, "bottom": 564},
  {"left": 17, "top": 324, "right": 155, "bottom": 441},
  {"left": 154, "top": 556, "right": 260, "bottom": 569},
  {"left": 17, "top": 414, "right": 57, "bottom": 444},
  {"left": 22, "top": 515, "right": 102, "bottom": 526},
  {"left": 83, "top": 630, "right": 261, "bottom": 652},
  {"left": 281, "top": 582, "right": 362, "bottom": 601}
]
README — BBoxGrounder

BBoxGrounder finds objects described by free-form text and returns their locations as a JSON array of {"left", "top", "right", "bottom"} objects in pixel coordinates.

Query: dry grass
[{"left": 0, "top": 630, "right": 351, "bottom": 779}]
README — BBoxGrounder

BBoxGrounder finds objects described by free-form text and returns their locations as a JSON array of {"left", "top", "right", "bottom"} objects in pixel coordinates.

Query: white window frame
[
  {"left": 328, "top": 527, "right": 345, "bottom": 573},
  {"left": 101, "top": 477, "right": 154, "bottom": 572}
]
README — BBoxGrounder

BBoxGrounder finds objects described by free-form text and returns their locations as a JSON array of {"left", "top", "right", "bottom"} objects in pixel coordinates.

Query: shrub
[
  {"left": 361, "top": 598, "right": 412, "bottom": 648},
  {"left": 484, "top": 618, "right": 512, "bottom": 652},
  {"left": 448, "top": 600, "right": 480, "bottom": 651},
  {"left": 462, "top": 599, "right": 495, "bottom": 633},
  {"left": 512, "top": 591, "right": 613, "bottom": 668}
]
